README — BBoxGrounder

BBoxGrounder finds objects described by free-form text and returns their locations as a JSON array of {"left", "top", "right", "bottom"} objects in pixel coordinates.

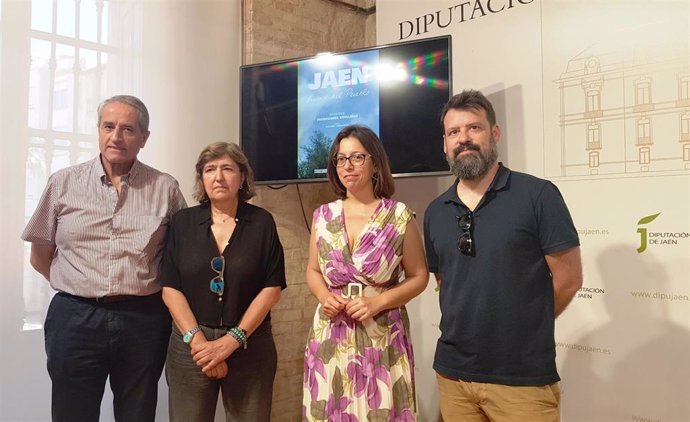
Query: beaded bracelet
[{"left": 227, "top": 326, "right": 248, "bottom": 349}]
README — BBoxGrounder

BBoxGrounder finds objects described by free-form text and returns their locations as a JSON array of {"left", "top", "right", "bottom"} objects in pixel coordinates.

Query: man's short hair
[
  {"left": 440, "top": 90, "right": 497, "bottom": 131},
  {"left": 97, "top": 95, "right": 150, "bottom": 132}
]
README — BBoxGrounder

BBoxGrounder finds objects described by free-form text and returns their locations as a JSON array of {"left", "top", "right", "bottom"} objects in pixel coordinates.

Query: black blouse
[{"left": 160, "top": 201, "right": 286, "bottom": 326}]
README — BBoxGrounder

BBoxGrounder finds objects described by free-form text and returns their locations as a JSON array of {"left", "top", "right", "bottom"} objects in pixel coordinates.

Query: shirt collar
[
  {"left": 489, "top": 162, "right": 510, "bottom": 191},
  {"left": 442, "top": 162, "right": 511, "bottom": 205},
  {"left": 94, "top": 155, "right": 142, "bottom": 185}
]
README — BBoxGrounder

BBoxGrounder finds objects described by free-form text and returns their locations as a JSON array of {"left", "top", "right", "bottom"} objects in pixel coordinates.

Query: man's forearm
[
  {"left": 546, "top": 246, "right": 583, "bottom": 317},
  {"left": 30, "top": 243, "right": 56, "bottom": 281}
]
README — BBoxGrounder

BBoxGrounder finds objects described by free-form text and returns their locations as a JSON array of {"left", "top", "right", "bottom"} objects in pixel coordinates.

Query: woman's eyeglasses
[
  {"left": 210, "top": 256, "right": 225, "bottom": 300},
  {"left": 457, "top": 212, "right": 475, "bottom": 256},
  {"left": 333, "top": 153, "right": 370, "bottom": 167}
]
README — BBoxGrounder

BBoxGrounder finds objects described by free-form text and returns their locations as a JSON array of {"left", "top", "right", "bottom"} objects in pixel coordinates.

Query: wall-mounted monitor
[{"left": 240, "top": 35, "right": 452, "bottom": 184}]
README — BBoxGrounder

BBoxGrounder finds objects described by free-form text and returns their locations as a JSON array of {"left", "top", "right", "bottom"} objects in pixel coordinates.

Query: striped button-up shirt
[{"left": 22, "top": 156, "right": 187, "bottom": 297}]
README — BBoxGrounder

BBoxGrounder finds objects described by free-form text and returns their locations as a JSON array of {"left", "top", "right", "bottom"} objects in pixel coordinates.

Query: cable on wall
[
  {"left": 295, "top": 184, "right": 312, "bottom": 235},
  {"left": 322, "top": 0, "right": 376, "bottom": 15}
]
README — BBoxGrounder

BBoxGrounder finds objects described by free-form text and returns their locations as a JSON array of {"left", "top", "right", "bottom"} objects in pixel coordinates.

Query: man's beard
[{"left": 446, "top": 137, "right": 498, "bottom": 180}]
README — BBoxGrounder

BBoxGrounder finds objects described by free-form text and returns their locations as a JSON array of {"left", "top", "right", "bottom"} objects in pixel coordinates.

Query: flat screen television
[{"left": 240, "top": 35, "right": 452, "bottom": 184}]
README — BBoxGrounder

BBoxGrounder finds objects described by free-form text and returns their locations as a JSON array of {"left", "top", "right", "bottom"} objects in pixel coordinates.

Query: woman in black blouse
[{"left": 161, "top": 142, "right": 286, "bottom": 422}]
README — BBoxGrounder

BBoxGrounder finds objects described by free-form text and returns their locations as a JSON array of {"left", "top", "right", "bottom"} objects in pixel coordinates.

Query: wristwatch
[{"left": 182, "top": 326, "right": 201, "bottom": 344}]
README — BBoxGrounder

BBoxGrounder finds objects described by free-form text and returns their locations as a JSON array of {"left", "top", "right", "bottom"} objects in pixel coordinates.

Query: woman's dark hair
[
  {"left": 326, "top": 125, "right": 395, "bottom": 199},
  {"left": 193, "top": 142, "right": 255, "bottom": 203}
]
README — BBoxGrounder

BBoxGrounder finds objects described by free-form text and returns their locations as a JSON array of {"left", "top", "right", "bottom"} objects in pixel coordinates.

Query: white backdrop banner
[{"left": 377, "top": 1, "right": 690, "bottom": 422}]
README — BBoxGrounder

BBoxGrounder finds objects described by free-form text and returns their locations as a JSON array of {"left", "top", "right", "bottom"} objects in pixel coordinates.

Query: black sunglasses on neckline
[{"left": 457, "top": 212, "right": 475, "bottom": 256}]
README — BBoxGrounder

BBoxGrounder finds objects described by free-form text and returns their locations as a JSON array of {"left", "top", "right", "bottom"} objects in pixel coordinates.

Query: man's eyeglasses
[
  {"left": 457, "top": 212, "right": 475, "bottom": 256},
  {"left": 334, "top": 153, "right": 370, "bottom": 167},
  {"left": 210, "top": 256, "right": 225, "bottom": 300}
]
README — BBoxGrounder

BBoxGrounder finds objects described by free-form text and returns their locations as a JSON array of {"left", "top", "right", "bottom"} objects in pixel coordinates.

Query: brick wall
[
  {"left": 243, "top": 0, "right": 376, "bottom": 64},
  {"left": 242, "top": 1, "right": 375, "bottom": 420}
]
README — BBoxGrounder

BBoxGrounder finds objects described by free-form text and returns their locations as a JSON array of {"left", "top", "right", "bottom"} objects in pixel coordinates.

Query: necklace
[
  {"left": 212, "top": 203, "right": 237, "bottom": 225},
  {"left": 213, "top": 213, "right": 232, "bottom": 224}
]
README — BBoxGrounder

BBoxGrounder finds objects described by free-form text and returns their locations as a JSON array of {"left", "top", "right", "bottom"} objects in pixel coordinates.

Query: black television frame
[{"left": 240, "top": 35, "right": 452, "bottom": 185}]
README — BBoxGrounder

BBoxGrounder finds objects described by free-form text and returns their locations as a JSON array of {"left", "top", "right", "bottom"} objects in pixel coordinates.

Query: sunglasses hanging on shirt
[
  {"left": 457, "top": 212, "right": 475, "bottom": 257},
  {"left": 210, "top": 256, "right": 225, "bottom": 300}
]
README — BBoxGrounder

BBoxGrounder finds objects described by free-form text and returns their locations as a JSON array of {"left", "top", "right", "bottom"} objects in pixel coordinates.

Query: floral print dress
[{"left": 303, "top": 198, "right": 417, "bottom": 422}]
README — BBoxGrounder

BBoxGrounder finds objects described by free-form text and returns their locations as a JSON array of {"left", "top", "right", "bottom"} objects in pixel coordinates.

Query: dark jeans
[
  {"left": 44, "top": 292, "right": 171, "bottom": 422},
  {"left": 165, "top": 322, "right": 277, "bottom": 422}
]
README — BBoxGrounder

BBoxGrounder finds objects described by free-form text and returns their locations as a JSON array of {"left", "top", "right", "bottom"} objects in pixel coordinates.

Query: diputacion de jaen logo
[
  {"left": 636, "top": 212, "right": 661, "bottom": 253},
  {"left": 636, "top": 212, "right": 690, "bottom": 253}
]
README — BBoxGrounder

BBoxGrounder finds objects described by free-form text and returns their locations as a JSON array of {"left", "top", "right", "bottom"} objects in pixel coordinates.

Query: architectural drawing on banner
[{"left": 547, "top": 31, "right": 690, "bottom": 178}]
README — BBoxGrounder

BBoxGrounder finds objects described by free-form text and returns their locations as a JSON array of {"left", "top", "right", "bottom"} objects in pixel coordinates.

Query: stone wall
[
  {"left": 241, "top": 1, "right": 376, "bottom": 420},
  {"left": 243, "top": 0, "right": 376, "bottom": 64}
]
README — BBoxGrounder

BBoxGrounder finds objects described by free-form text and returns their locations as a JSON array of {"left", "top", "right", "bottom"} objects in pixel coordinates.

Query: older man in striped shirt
[{"left": 22, "top": 95, "right": 187, "bottom": 422}]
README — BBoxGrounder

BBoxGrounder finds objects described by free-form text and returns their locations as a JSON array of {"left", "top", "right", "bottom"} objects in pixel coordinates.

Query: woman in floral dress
[{"left": 303, "top": 125, "right": 429, "bottom": 421}]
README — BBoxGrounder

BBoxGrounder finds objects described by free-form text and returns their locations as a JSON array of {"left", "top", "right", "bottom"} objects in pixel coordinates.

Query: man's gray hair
[{"left": 97, "top": 95, "right": 150, "bottom": 132}]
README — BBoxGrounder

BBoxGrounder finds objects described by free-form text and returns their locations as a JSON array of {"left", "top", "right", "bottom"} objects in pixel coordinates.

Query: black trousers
[{"left": 44, "top": 292, "right": 171, "bottom": 422}]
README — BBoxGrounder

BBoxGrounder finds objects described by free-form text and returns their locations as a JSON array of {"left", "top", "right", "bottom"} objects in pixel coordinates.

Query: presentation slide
[{"left": 297, "top": 50, "right": 380, "bottom": 179}]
